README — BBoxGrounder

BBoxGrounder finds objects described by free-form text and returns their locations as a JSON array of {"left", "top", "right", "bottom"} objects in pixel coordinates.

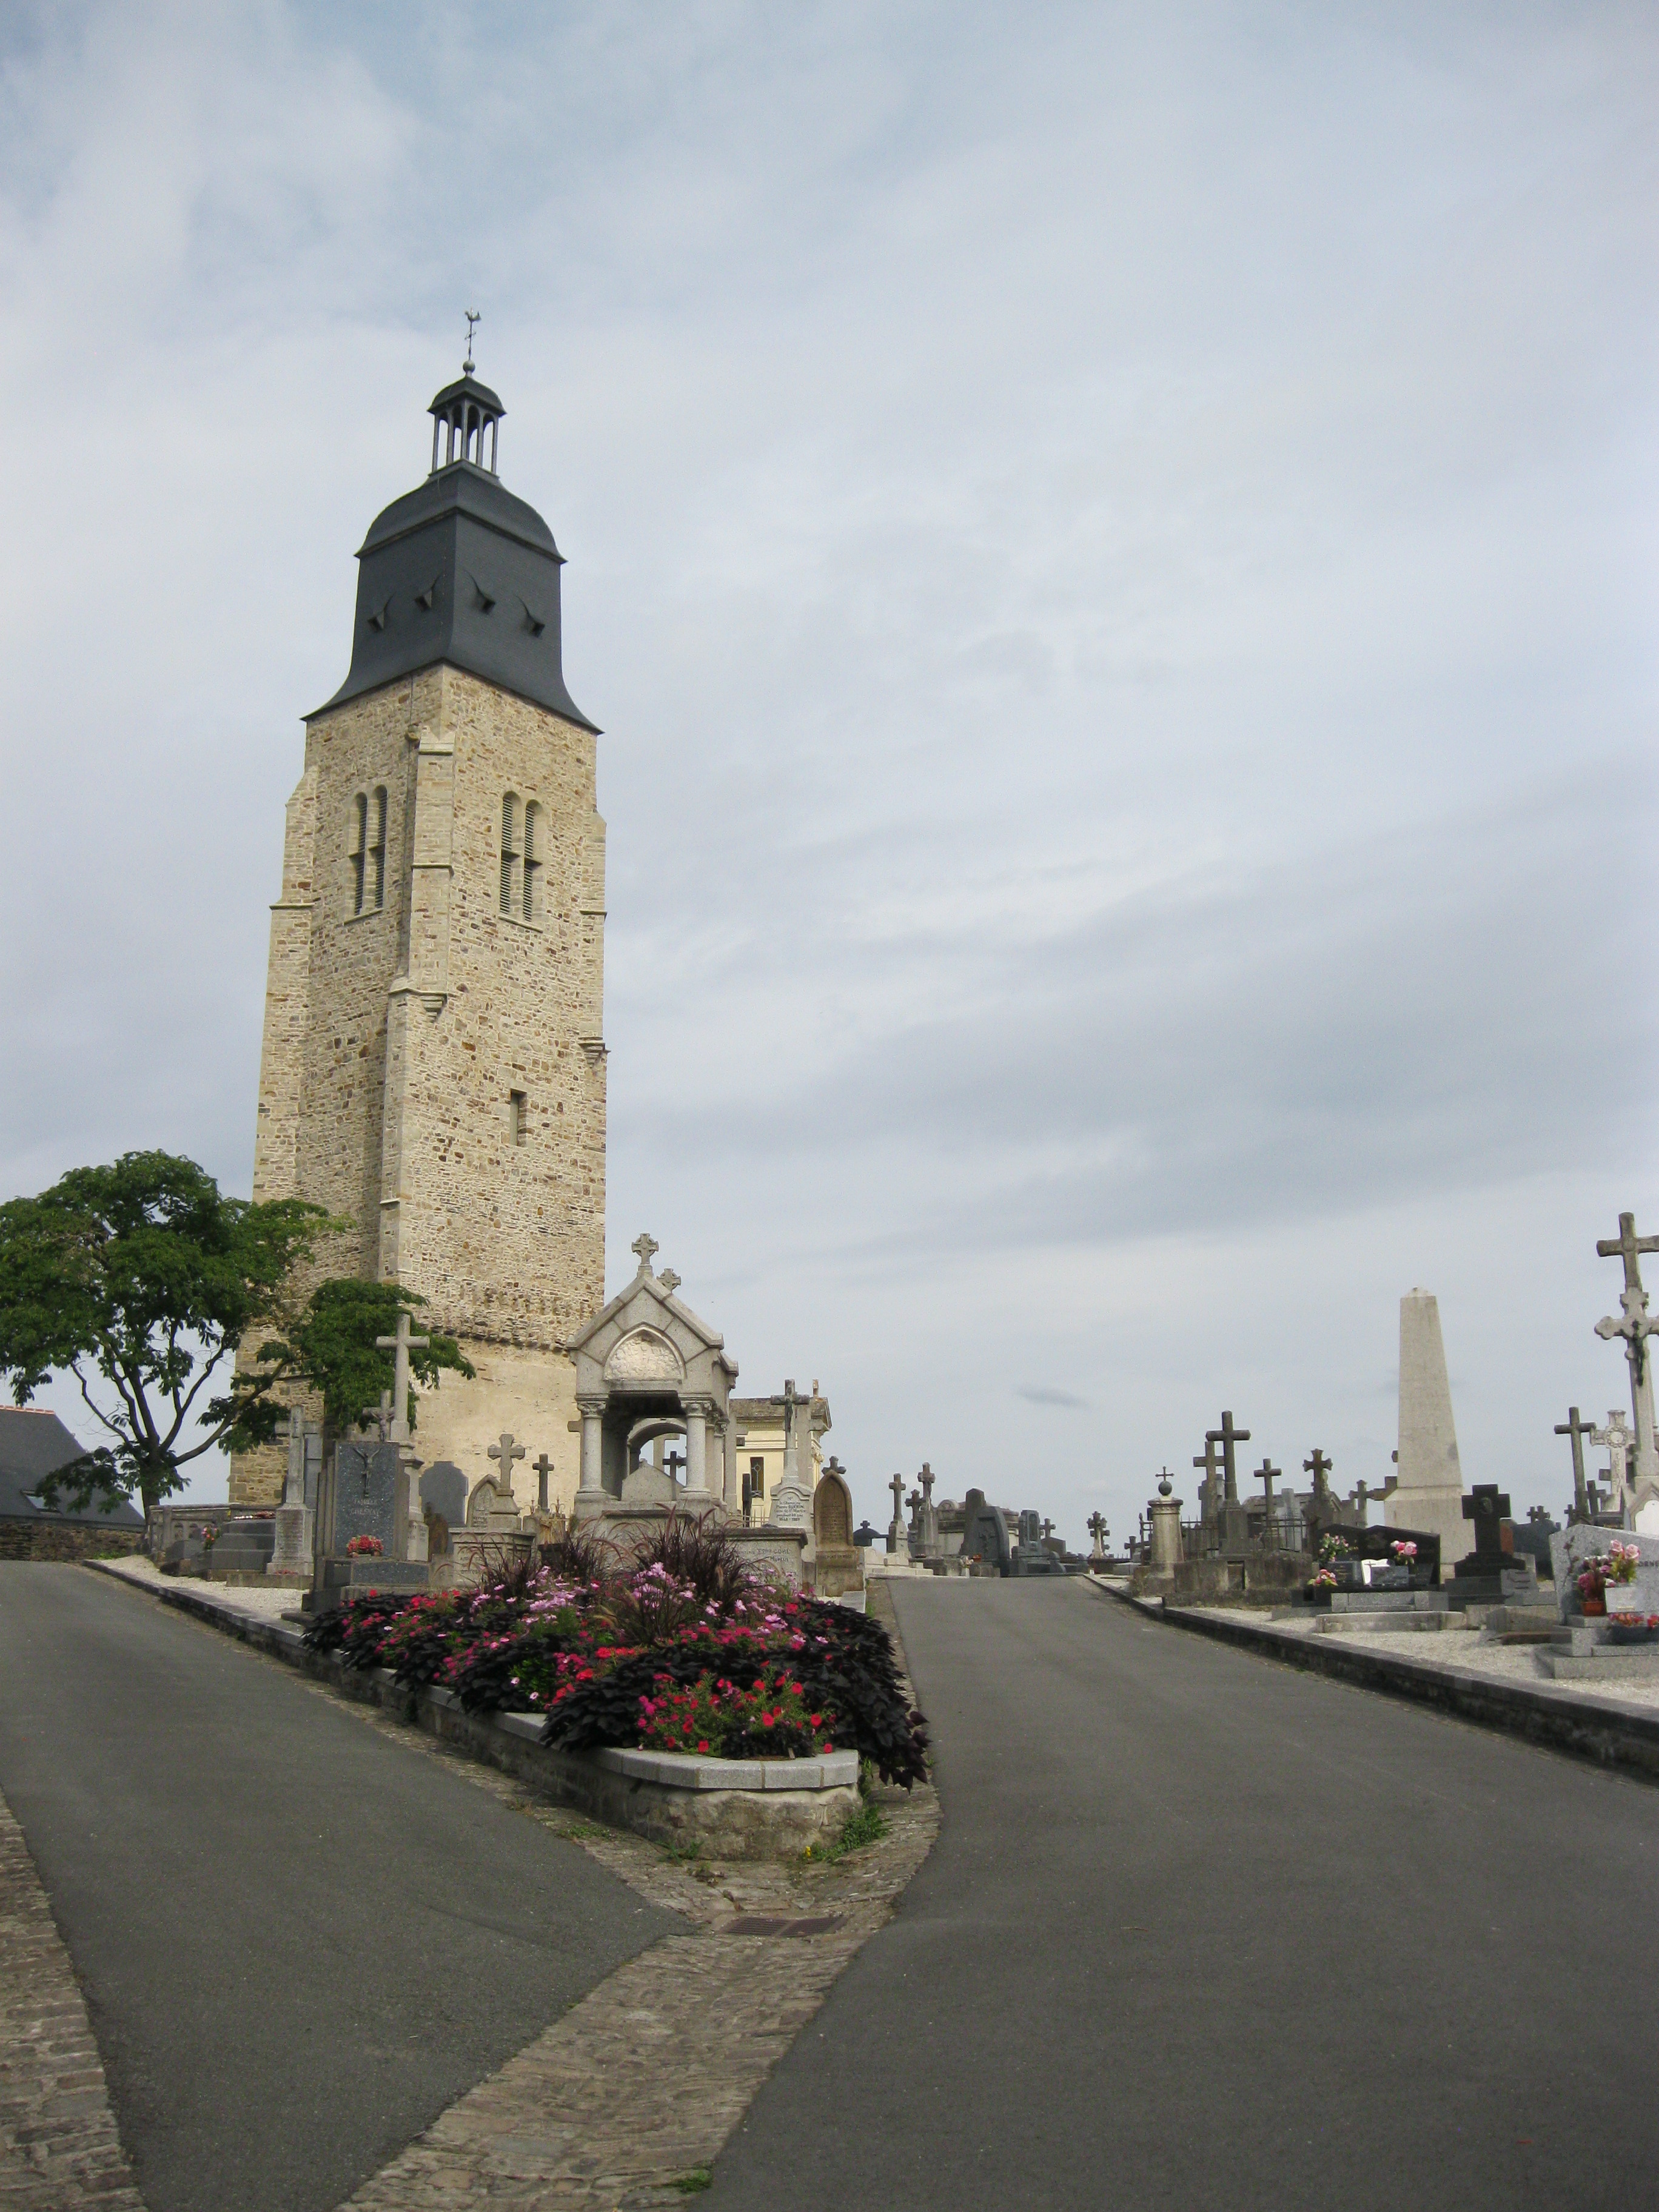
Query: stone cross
[
  {"left": 824, "top": 1455, "right": 846, "bottom": 1482},
  {"left": 1087, "top": 1510, "right": 1108, "bottom": 1556},
  {"left": 1590, "top": 1410, "right": 1635, "bottom": 1516},
  {"left": 919, "top": 1461, "right": 936, "bottom": 1506},
  {"left": 1255, "top": 1458, "right": 1281, "bottom": 1516},
  {"left": 1303, "top": 1447, "right": 1333, "bottom": 1500},
  {"left": 1598, "top": 1210, "right": 1659, "bottom": 1295},
  {"left": 1554, "top": 1406, "right": 1597, "bottom": 1520},
  {"left": 1597, "top": 1212, "right": 1659, "bottom": 1492},
  {"left": 665, "top": 1448, "right": 686, "bottom": 1483},
  {"left": 1462, "top": 1483, "right": 1511, "bottom": 1566},
  {"left": 1193, "top": 1435, "right": 1223, "bottom": 1523},
  {"left": 887, "top": 1470, "right": 905, "bottom": 1554},
  {"left": 631, "top": 1231, "right": 659, "bottom": 1274},
  {"left": 488, "top": 1432, "right": 526, "bottom": 1500},
  {"left": 1207, "top": 1411, "right": 1251, "bottom": 1504},
  {"left": 532, "top": 1452, "right": 554, "bottom": 1513},
  {"left": 375, "top": 1310, "right": 430, "bottom": 1444},
  {"left": 363, "top": 1389, "right": 394, "bottom": 1443},
  {"left": 1042, "top": 1516, "right": 1055, "bottom": 1544},
  {"left": 659, "top": 1269, "right": 681, "bottom": 1294}
]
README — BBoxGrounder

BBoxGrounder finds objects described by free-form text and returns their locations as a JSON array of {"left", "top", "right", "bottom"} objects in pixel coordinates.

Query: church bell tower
[{"left": 233, "top": 361, "right": 607, "bottom": 1507}]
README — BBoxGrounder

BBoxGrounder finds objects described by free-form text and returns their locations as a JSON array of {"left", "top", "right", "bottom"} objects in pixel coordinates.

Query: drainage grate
[{"left": 722, "top": 1914, "right": 845, "bottom": 1937}]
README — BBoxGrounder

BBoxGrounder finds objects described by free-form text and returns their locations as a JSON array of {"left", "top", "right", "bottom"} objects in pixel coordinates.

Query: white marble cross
[{"left": 1590, "top": 1409, "right": 1636, "bottom": 1513}]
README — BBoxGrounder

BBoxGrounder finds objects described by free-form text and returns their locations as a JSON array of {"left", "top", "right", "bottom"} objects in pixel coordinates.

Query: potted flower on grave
[
  {"left": 1607, "top": 1612, "right": 1659, "bottom": 1646},
  {"left": 346, "top": 1535, "right": 384, "bottom": 1557},
  {"left": 1575, "top": 1560, "right": 1607, "bottom": 1617}
]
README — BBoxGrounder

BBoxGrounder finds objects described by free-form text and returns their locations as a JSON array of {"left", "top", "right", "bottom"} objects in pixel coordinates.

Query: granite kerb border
[
  {"left": 82, "top": 1562, "right": 860, "bottom": 1857},
  {"left": 1083, "top": 1574, "right": 1659, "bottom": 1785}
]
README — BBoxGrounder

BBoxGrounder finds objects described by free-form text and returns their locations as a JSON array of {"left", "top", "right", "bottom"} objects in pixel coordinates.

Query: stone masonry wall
[{"left": 231, "top": 663, "right": 605, "bottom": 1509}]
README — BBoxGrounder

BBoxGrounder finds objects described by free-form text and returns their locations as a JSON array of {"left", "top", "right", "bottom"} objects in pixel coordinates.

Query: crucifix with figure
[{"left": 1597, "top": 1212, "right": 1659, "bottom": 1494}]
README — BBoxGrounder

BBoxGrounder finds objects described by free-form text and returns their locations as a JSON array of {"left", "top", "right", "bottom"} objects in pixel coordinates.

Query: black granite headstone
[{"left": 326, "top": 1441, "right": 403, "bottom": 1555}]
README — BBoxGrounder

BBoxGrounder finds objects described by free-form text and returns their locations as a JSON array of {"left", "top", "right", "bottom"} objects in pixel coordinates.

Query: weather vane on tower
[{"left": 463, "top": 309, "right": 481, "bottom": 374}]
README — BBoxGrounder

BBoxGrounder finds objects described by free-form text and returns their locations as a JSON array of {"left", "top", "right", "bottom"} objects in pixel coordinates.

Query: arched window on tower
[
  {"left": 501, "top": 794, "right": 521, "bottom": 915},
  {"left": 522, "top": 802, "right": 541, "bottom": 923},
  {"left": 350, "top": 793, "right": 368, "bottom": 915}
]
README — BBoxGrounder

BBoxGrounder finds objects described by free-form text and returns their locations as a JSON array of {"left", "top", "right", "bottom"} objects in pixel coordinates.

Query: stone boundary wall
[
  {"left": 1090, "top": 1578, "right": 1659, "bottom": 1786},
  {"left": 0, "top": 1523, "right": 144, "bottom": 1564},
  {"left": 83, "top": 1564, "right": 858, "bottom": 1858}
]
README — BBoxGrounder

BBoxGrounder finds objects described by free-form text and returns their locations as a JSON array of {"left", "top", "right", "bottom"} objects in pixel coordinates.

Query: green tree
[
  {"left": 0, "top": 1152, "right": 472, "bottom": 1524},
  {"left": 253, "top": 1276, "right": 474, "bottom": 1438}
]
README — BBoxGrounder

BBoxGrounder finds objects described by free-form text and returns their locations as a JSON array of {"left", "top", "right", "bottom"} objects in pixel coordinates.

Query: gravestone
[
  {"left": 1446, "top": 1483, "right": 1537, "bottom": 1609},
  {"left": 305, "top": 1441, "right": 427, "bottom": 1612},
  {"left": 1012, "top": 1507, "right": 1067, "bottom": 1578},
  {"left": 329, "top": 1441, "right": 403, "bottom": 1553},
  {"left": 619, "top": 1460, "right": 678, "bottom": 1508},
  {"left": 810, "top": 1461, "right": 861, "bottom": 1597},
  {"left": 1548, "top": 1524, "right": 1659, "bottom": 1621},
  {"left": 270, "top": 1415, "right": 322, "bottom": 1578},
  {"left": 959, "top": 1489, "right": 1011, "bottom": 1574},
  {"left": 464, "top": 1477, "right": 521, "bottom": 1530},
  {"left": 210, "top": 1517, "right": 275, "bottom": 1575},
  {"left": 420, "top": 1461, "right": 468, "bottom": 1556}
]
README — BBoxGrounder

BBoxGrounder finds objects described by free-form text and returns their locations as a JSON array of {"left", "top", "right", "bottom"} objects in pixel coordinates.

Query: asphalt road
[
  {"left": 0, "top": 1565, "right": 677, "bottom": 2212},
  {"left": 710, "top": 1577, "right": 1659, "bottom": 2212}
]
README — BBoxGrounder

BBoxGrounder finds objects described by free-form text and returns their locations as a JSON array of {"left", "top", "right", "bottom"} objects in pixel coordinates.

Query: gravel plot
[
  {"left": 1199, "top": 1601, "right": 1659, "bottom": 1712},
  {"left": 97, "top": 1553, "right": 307, "bottom": 1621}
]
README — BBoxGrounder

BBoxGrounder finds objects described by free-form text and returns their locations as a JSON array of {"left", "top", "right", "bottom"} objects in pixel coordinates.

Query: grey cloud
[{"left": 1016, "top": 1387, "right": 1091, "bottom": 1409}]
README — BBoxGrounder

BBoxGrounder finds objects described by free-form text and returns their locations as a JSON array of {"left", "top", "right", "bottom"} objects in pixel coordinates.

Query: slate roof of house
[{"left": 0, "top": 1409, "right": 142, "bottom": 1526}]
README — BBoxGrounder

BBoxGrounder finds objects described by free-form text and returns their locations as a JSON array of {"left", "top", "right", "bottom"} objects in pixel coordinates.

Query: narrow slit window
[
  {"left": 500, "top": 794, "right": 520, "bottom": 914},
  {"left": 370, "top": 787, "right": 387, "bottom": 911},
  {"left": 522, "top": 802, "right": 541, "bottom": 923},
  {"left": 350, "top": 793, "right": 367, "bottom": 915},
  {"left": 509, "top": 1090, "right": 527, "bottom": 1146}
]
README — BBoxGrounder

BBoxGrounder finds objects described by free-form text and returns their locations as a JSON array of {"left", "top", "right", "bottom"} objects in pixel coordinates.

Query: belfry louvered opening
[
  {"left": 522, "top": 802, "right": 541, "bottom": 922},
  {"left": 501, "top": 793, "right": 521, "bottom": 915},
  {"left": 349, "top": 789, "right": 387, "bottom": 916}
]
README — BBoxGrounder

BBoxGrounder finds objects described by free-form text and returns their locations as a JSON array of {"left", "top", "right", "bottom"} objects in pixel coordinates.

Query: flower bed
[{"left": 300, "top": 1526, "right": 928, "bottom": 1789}]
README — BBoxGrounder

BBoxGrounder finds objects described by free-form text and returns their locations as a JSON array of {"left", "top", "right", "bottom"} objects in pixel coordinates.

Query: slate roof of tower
[
  {"left": 313, "top": 390, "right": 598, "bottom": 732},
  {"left": 0, "top": 1409, "right": 143, "bottom": 1526}
]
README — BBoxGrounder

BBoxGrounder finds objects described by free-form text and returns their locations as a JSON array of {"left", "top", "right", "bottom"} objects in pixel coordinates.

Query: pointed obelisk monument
[{"left": 1384, "top": 1289, "right": 1469, "bottom": 1572}]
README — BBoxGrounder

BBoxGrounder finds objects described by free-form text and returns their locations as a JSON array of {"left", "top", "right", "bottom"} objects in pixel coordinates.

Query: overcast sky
[{"left": 2, "top": 2, "right": 1655, "bottom": 1544}]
